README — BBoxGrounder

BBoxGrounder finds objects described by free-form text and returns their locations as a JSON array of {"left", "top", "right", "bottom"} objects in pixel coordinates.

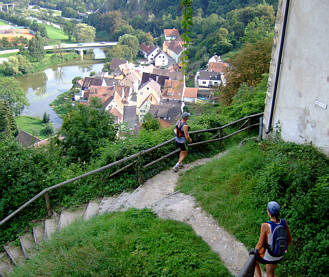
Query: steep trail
[
  {"left": 99, "top": 152, "right": 249, "bottom": 275},
  {"left": 1, "top": 152, "right": 250, "bottom": 276}
]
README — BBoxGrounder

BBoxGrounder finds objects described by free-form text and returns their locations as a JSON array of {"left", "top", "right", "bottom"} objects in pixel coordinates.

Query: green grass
[
  {"left": 177, "top": 141, "right": 329, "bottom": 276},
  {"left": 15, "top": 116, "right": 52, "bottom": 140},
  {"left": 177, "top": 142, "right": 265, "bottom": 249},
  {"left": 30, "top": 52, "right": 79, "bottom": 73},
  {"left": 50, "top": 89, "right": 75, "bottom": 118},
  {"left": 0, "top": 52, "right": 17, "bottom": 58},
  {"left": 43, "top": 24, "right": 70, "bottom": 44},
  {"left": 11, "top": 209, "right": 231, "bottom": 276},
  {"left": 0, "top": 19, "right": 8, "bottom": 26}
]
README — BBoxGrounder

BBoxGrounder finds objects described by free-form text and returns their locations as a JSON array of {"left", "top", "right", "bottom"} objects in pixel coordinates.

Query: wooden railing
[{"left": 0, "top": 113, "right": 263, "bottom": 226}]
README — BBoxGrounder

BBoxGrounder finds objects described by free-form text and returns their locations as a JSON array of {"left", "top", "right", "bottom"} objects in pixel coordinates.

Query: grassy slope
[
  {"left": 11, "top": 209, "right": 231, "bottom": 277},
  {"left": 15, "top": 116, "right": 51, "bottom": 140},
  {"left": 177, "top": 141, "right": 329, "bottom": 276},
  {"left": 177, "top": 142, "right": 265, "bottom": 248},
  {"left": 43, "top": 24, "right": 70, "bottom": 44}
]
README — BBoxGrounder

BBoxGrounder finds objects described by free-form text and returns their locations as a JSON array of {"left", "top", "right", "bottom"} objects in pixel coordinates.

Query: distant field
[{"left": 44, "top": 24, "right": 69, "bottom": 42}]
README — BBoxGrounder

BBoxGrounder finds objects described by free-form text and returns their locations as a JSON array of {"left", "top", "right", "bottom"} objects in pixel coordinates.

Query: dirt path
[{"left": 99, "top": 153, "right": 250, "bottom": 276}]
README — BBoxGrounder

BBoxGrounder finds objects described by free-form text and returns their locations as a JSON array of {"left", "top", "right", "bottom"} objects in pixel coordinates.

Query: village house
[
  {"left": 140, "top": 72, "right": 169, "bottom": 89},
  {"left": 149, "top": 99, "right": 182, "bottom": 125},
  {"left": 183, "top": 87, "right": 198, "bottom": 103},
  {"left": 110, "top": 58, "right": 128, "bottom": 76},
  {"left": 163, "top": 40, "right": 184, "bottom": 63},
  {"left": 154, "top": 50, "right": 169, "bottom": 67},
  {"left": 162, "top": 79, "right": 184, "bottom": 101},
  {"left": 137, "top": 79, "right": 161, "bottom": 121},
  {"left": 196, "top": 71, "right": 222, "bottom": 88},
  {"left": 164, "top": 29, "right": 181, "bottom": 41}
]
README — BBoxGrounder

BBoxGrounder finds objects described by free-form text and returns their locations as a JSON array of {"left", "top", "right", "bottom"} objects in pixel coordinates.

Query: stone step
[
  {"left": 19, "top": 233, "right": 36, "bottom": 259},
  {"left": 58, "top": 207, "right": 86, "bottom": 230},
  {"left": 0, "top": 252, "right": 14, "bottom": 277},
  {"left": 3, "top": 244, "right": 25, "bottom": 266},
  {"left": 44, "top": 216, "right": 59, "bottom": 240},
  {"left": 32, "top": 222, "right": 44, "bottom": 245},
  {"left": 99, "top": 192, "right": 132, "bottom": 214},
  {"left": 83, "top": 200, "right": 101, "bottom": 221}
]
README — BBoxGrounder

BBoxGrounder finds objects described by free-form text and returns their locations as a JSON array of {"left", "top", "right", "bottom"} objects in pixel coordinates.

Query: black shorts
[{"left": 176, "top": 141, "right": 188, "bottom": 151}]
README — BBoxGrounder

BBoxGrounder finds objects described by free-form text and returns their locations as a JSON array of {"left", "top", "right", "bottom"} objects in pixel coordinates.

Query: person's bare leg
[
  {"left": 254, "top": 263, "right": 262, "bottom": 277},
  {"left": 266, "top": 264, "right": 277, "bottom": 277},
  {"left": 178, "top": 151, "right": 188, "bottom": 164}
]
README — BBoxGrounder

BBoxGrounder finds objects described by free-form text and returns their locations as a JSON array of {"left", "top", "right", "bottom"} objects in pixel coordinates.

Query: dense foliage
[
  {"left": 59, "top": 98, "right": 117, "bottom": 163},
  {"left": 0, "top": 77, "right": 28, "bottom": 115},
  {"left": 11, "top": 209, "right": 231, "bottom": 276},
  {"left": 178, "top": 141, "right": 329, "bottom": 276},
  {"left": 0, "top": 101, "right": 18, "bottom": 140}
]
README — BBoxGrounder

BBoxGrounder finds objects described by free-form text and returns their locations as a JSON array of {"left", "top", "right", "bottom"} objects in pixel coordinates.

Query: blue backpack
[{"left": 266, "top": 219, "right": 289, "bottom": 257}]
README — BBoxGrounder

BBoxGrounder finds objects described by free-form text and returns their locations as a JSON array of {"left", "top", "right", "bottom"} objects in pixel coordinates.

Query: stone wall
[{"left": 263, "top": 0, "right": 329, "bottom": 155}]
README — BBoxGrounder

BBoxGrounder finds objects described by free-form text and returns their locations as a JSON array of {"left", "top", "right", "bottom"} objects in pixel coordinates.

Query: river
[{"left": 18, "top": 48, "right": 106, "bottom": 129}]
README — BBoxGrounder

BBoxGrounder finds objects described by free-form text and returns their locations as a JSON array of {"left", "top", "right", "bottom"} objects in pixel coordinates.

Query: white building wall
[{"left": 264, "top": 0, "right": 329, "bottom": 155}]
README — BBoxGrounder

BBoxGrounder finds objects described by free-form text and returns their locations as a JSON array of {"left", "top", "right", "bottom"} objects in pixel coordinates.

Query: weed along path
[
  {"left": 0, "top": 153, "right": 249, "bottom": 276},
  {"left": 99, "top": 152, "right": 249, "bottom": 276}
]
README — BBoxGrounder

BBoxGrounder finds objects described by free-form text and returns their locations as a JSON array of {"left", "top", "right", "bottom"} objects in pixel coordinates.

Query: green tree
[
  {"left": 0, "top": 77, "right": 28, "bottom": 116},
  {"left": 0, "top": 101, "right": 18, "bottom": 140},
  {"left": 219, "top": 38, "right": 273, "bottom": 105},
  {"left": 42, "top": 112, "right": 50, "bottom": 123},
  {"left": 60, "top": 98, "right": 117, "bottom": 163},
  {"left": 73, "top": 23, "right": 96, "bottom": 43},
  {"left": 118, "top": 34, "right": 139, "bottom": 59},
  {"left": 3, "top": 55, "right": 32, "bottom": 75},
  {"left": 142, "top": 113, "right": 160, "bottom": 131},
  {"left": 242, "top": 16, "right": 275, "bottom": 44},
  {"left": 63, "top": 21, "right": 75, "bottom": 41},
  {"left": 28, "top": 34, "right": 45, "bottom": 61}
]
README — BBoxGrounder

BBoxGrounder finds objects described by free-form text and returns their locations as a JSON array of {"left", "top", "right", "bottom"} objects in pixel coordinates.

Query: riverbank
[
  {"left": 29, "top": 52, "right": 80, "bottom": 73},
  {"left": 0, "top": 52, "right": 80, "bottom": 77},
  {"left": 50, "top": 88, "right": 75, "bottom": 119},
  {"left": 15, "top": 115, "right": 54, "bottom": 140}
]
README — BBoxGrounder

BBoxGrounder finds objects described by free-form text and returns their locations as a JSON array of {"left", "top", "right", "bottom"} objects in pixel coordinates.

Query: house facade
[
  {"left": 197, "top": 71, "right": 221, "bottom": 88},
  {"left": 154, "top": 51, "right": 169, "bottom": 67}
]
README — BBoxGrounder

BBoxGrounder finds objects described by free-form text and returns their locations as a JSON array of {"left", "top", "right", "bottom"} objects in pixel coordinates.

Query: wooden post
[
  {"left": 219, "top": 128, "right": 224, "bottom": 149},
  {"left": 137, "top": 153, "right": 143, "bottom": 185},
  {"left": 247, "top": 117, "right": 252, "bottom": 133},
  {"left": 44, "top": 192, "right": 53, "bottom": 217}
]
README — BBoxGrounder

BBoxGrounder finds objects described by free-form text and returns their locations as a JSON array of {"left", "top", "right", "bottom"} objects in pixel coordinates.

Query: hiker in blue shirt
[
  {"left": 254, "top": 201, "right": 292, "bottom": 277},
  {"left": 173, "top": 112, "right": 192, "bottom": 172}
]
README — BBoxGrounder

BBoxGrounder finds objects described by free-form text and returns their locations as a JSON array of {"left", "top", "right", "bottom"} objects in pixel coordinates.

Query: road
[{"left": 0, "top": 42, "right": 118, "bottom": 55}]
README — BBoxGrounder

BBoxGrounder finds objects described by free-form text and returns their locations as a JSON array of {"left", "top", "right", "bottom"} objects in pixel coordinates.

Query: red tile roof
[
  {"left": 164, "top": 29, "right": 180, "bottom": 38},
  {"left": 162, "top": 79, "right": 184, "bottom": 100},
  {"left": 184, "top": 87, "right": 198, "bottom": 98},
  {"left": 140, "top": 43, "right": 155, "bottom": 55},
  {"left": 208, "top": 62, "right": 228, "bottom": 73},
  {"left": 167, "top": 40, "right": 184, "bottom": 55}
]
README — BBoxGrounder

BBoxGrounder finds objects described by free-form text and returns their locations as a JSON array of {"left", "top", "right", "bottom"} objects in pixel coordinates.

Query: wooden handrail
[{"left": 0, "top": 113, "right": 263, "bottom": 226}]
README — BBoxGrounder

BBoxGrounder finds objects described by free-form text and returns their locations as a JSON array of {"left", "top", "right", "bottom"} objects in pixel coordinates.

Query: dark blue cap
[{"left": 267, "top": 201, "right": 280, "bottom": 216}]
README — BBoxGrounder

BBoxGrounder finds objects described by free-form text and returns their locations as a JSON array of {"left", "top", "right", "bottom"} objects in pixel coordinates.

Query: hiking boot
[{"left": 172, "top": 166, "right": 179, "bottom": 172}]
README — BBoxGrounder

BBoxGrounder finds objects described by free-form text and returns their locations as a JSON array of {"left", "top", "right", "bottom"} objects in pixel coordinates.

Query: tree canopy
[
  {"left": 60, "top": 98, "right": 117, "bottom": 163},
  {"left": 73, "top": 23, "right": 96, "bottom": 43},
  {"left": 0, "top": 77, "right": 28, "bottom": 116}
]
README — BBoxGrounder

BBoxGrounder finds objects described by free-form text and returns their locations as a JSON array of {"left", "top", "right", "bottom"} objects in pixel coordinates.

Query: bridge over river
[{"left": 0, "top": 42, "right": 118, "bottom": 56}]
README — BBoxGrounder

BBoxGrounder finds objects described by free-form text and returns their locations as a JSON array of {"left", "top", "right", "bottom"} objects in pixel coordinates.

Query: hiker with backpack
[
  {"left": 173, "top": 112, "right": 192, "bottom": 172},
  {"left": 254, "top": 201, "right": 292, "bottom": 277}
]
